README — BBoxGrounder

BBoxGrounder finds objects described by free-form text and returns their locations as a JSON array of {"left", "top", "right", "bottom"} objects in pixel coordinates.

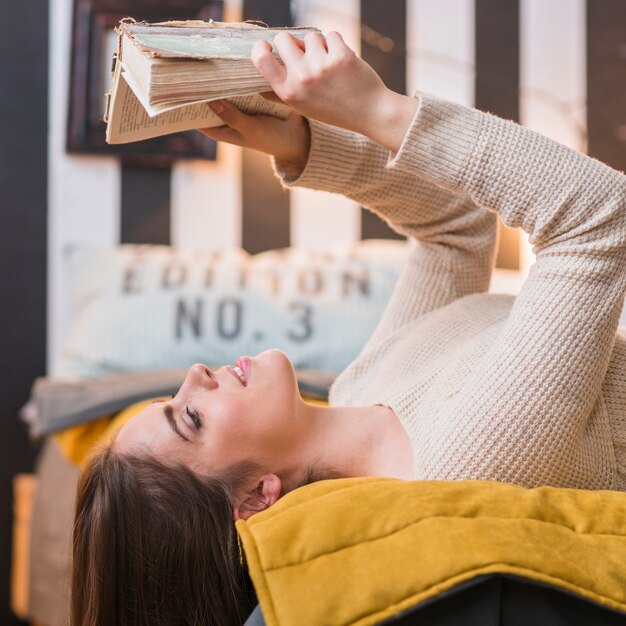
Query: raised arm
[
  {"left": 253, "top": 31, "right": 626, "bottom": 487},
  {"left": 392, "top": 92, "right": 626, "bottom": 487},
  {"left": 203, "top": 98, "right": 497, "bottom": 333},
  {"left": 201, "top": 50, "right": 497, "bottom": 332},
  {"left": 274, "top": 119, "right": 497, "bottom": 339}
]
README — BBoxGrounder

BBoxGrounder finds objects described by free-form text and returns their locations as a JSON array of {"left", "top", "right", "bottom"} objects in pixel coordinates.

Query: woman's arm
[
  {"left": 202, "top": 101, "right": 497, "bottom": 330},
  {"left": 272, "top": 118, "right": 497, "bottom": 341},
  {"left": 254, "top": 32, "right": 626, "bottom": 486},
  {"left": 200, "top": 33, "right": 498, "bottom": 326},
  {"left": 391, "top": 93, "right": 626, "bottom": 487}
]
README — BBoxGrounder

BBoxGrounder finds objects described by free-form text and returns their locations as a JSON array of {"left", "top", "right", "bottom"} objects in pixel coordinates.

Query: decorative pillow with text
[{"left": 56, "top": 241, "right": 409, "bottom": 378}]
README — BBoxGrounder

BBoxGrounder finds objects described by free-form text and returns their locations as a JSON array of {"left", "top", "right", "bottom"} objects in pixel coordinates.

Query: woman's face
[{"left": 114, "top": 349, "right": 301, "bottom": 474}]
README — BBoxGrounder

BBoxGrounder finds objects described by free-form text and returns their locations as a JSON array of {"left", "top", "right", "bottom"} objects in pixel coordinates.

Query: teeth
[{"left": 232, "top": 365, "right": 246, "bottom": 385}]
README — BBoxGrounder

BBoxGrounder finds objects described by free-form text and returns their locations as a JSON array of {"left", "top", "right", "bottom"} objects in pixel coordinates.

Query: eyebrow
[{"left": 163, "top": 403, "right": 190, "bottom": 442}]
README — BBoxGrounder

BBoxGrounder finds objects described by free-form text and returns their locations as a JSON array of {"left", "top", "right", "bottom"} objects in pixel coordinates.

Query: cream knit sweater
[{"left": 275, "top": 92, "right": 626, "bottom": 492}]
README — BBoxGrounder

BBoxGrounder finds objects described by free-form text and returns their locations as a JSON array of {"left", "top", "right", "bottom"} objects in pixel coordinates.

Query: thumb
[{"left": 208, "top": 99, "right": 254, "bottom": 131}]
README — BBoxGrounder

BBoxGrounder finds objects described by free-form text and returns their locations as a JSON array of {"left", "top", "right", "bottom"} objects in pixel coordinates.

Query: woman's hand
[
  {"left": 252, "top": 31, "right": 419, "bottom": 153},
  {"left": 199, "top": 101, "right": 311, "bottom": 171}
]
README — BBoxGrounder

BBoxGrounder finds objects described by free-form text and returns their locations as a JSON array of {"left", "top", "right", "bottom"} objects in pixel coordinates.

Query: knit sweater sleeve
[
  {"left": 388, "top": 93, "right": 626, "bottom": 487},
  {"left": 273, "top": 119, "right": 498, "bottom": 340},
  {"left": 278, "top": 92, "right": 626, "bottom": 487}
]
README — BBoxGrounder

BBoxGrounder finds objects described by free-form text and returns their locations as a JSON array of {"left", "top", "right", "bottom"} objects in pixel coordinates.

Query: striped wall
[
  {"left": 46, "top": 0, "right": 621, "bottom": 371},
  {"left": 289, "top": 0, "right": 363, "bottom": 250}
]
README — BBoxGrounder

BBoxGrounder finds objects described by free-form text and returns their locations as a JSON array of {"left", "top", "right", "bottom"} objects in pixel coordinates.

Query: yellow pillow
[
  {"left": 238, "top": 478, "right": 626, "bottom": 625},
  {"left": 53, "top": 398, "right": 156, "bottom": 467}
]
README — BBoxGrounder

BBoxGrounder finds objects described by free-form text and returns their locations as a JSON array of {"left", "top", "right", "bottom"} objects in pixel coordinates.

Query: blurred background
[{"left": 1, "top": 0, "right": 625, "bottom": 623}]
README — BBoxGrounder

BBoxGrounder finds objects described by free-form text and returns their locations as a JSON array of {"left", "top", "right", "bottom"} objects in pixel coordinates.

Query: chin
[
  {"left": 255, "top": 349, "right": 298, "bottom": 389},
  {"left": 258, "top": 348, "right": 294, "bottom": 369}
]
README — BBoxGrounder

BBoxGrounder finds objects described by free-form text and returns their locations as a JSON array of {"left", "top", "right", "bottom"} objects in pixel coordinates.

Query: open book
[{"left": 105, "top": 20, "right": 319, "bottom": 145}]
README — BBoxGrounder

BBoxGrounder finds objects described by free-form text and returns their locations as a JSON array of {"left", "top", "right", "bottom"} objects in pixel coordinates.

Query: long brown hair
[{"left": 71, "top": 447, "right": 257, "bottom": 626}]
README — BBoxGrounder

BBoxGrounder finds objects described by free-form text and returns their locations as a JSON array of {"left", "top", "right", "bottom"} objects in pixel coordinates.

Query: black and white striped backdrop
[{"left": 0, "top": 2, "right": 624, "bottom": 623}]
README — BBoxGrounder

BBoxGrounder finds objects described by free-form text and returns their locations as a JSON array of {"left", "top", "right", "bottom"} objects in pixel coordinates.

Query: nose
[{"left": 182, "top": 363, "right": 218, "bottom": 391}]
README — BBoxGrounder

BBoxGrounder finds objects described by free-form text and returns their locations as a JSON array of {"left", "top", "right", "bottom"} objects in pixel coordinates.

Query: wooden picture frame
[{"left": 66, "top": 0, "right": 223, "bottom": 166}]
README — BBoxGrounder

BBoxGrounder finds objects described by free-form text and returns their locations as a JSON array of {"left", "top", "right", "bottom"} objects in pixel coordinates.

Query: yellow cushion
[
  {"left": 237, "top": 478, "right": 626, "bottom": 626},
  {"left": 53, "top": 398, "right": 156, "bottom": 466}
]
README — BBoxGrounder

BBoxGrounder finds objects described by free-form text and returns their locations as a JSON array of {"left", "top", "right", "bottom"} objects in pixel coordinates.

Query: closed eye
[{"left": 186, "top": 405, "right": 202, "bottom": 430}]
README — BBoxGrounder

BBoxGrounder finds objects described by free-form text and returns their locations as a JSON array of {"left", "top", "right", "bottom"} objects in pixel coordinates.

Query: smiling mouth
[
  {"left": 231, "top": 365, "right": 246, "bottom": 385},
  {"left": 227, "top": 359, "right": 248, "bottom": 386}
]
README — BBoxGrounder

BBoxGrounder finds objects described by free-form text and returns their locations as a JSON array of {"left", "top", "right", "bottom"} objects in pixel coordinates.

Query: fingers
[
  {"left": 207, "top": 99, "right": 253, "bottom": 132},
  {"left": 325, "top": 31, "right": 351, "bottom": 57},
  {"left": 303, "top": 32, "right": 328, "bottom": 63},
  {"left": 285, "top": 33, "right": 306, "bottom": 52},
  {"left": 273, "top": 32, "right": 306, "bottom": 61},
  {"left": 252, "top": 40, "right": 286, "bottom": 86},
  {"left": 197, "top": 125, "right": 243, "bottom": 145},
  {"left": 202, "top": 99, "right": 258, "bottom": 146}
]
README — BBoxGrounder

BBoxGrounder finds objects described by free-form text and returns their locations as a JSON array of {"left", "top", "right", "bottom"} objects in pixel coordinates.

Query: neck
[{"left": 278, "top": 399, "right": 414, "bottom": 489}]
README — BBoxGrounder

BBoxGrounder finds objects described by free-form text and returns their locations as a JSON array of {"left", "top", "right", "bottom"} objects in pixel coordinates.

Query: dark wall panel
[
  {"left": 0, "top": 0, "right": 48, "bottom": 623},
  {"left": 475, "top": 0, "right": 520, "bottom": 121},
  {"left": 475, "top": 0, "right": 521, "bottom": 270},
  {"left": 241, "top": 150, "right": 291, "bottom": 254},
  {"left": 120, "top": 166, "right": 171, "bottom": 245},
  {"left": 242, "top": 0, "right": 291, "bottom": 26},
  {"left": 360, "top": 0, "right": 406, "bottom": 241},
  {"left": 587, "top": 0, "right": 626, "bottom": 173},
  {"left": 241, "top": 0, "right": 291, "bottom": 254}
]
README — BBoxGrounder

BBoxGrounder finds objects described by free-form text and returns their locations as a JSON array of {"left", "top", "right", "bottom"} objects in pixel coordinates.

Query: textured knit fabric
[{"left": 274, "top": 92, "right": 626, "bottom": 491}]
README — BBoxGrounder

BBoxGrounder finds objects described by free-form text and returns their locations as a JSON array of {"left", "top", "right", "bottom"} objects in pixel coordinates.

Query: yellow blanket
[
  {"left": 53, "top": 399, "right": 156, "bottom": 466},
  {"left": 237, "top": 477, "right": 626, "bottom": 626}
]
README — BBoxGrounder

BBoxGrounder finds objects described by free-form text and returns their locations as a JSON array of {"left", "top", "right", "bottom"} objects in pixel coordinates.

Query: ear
[{"left": 233, "top": 474, "right": 282, "bottom": 521}]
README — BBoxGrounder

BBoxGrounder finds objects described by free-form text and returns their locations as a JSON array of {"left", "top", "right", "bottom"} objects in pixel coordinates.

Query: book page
[{"left": 106, "top": 70, "right": 289, "bottom": 145}]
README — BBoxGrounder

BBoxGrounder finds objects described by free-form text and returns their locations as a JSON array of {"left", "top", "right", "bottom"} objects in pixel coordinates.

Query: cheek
[
  {"left": 202, "top": 396, "right": 265, "bottom": 466},
  {"left": 211, "top": 391, "right": 286, "bottom": 449},
  {"left": 208, "top": 394, "right": 257, "bottom": 443}
]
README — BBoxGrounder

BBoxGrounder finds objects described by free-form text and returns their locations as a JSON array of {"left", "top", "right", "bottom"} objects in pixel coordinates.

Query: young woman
[{"left": 72, "top": 31, "right": 626, "bottom": 625}]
